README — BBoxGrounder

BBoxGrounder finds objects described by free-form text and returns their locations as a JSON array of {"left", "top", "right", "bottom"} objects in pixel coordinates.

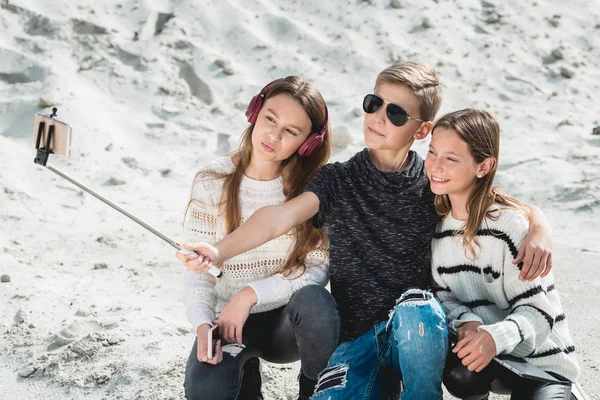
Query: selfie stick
[{"left": 32, "top": 108, "right": 222, "bottom": 278}]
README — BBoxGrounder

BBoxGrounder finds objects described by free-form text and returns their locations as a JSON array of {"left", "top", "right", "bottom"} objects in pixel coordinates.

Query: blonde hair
[
  {"left": 432, "top": 109, "right": 530, "bottom": 259},
  {"left": 375, "top": 61, "right": 443, "bottom": 121},
  {"left": 187, "top": 76, "right": 331, "bottom": 277}
]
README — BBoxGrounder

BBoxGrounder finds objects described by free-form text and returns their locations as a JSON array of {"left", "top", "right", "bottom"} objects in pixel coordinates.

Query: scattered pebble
[
  {"left": 39, "top": 96, "right": 57, "bottom": 108},
  {"left": 1, "top": 274, "right": 10, "bottom": 283},
  {"left": 75, "top": 309, "right": 90, "bottom": 317},
  {"left": 593, "top": 126, "right": 600, "bottom": 136},
  {"left": 559, "top": 67, "right": 575, "bottom": 79},
  {"left": 215, "top": 59, "right": 229, "bottom": 69},
  {"left": 481, "top": 0, "right": 495, "bottom": 7},
  {"left": 105, "top": 177, "right": 126, "bottom": 186},
  {"left": 390, "top": 0, "right": 402, "bottom": 8},
  {"left": 160, "top": 168, "right": 172, "bottom": 177},
  {"left": 422, "top": 17, "right": 433, "bottom": 29},
  {"left": 19, "top": 365, "right": 37, "bottom": 378},
  {"left": 547, "top": 15, "right": 561, "bottom": 28},
  {"left": 93, "top": 263, "right": 108, "bottom": 270},
  {"left": 353, "top": 108, "right": 363, "bottom": 117},
  {"left": 551, "top": 48, "right": 563, "bottom": 60}
]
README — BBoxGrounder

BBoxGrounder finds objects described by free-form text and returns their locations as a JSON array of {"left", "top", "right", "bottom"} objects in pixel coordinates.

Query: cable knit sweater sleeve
[
  {"left": 181, "top": 177, "right": 219, "bottom": 333},
  {"left": 247, "top": 246, "right": 329, "bottom": 306},
  {"left": 478, "top": 210, "right": 555, "bottom": 357}
]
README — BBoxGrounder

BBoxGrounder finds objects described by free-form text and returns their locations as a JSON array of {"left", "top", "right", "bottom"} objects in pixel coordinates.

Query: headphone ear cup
[
  {"left": 297, "top": 132, "right": 324, "bottom": 157},
  {"left": 245, "top": 94, "right": 264, "bottom": 123}
]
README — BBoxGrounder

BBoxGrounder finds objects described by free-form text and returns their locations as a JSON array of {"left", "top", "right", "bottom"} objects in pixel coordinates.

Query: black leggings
[
  {"left": 443, "top": 351, "right": 574, "bottom": 400},
  {"left": 183, "top": 285, "right": 340, "bottom": 400}
]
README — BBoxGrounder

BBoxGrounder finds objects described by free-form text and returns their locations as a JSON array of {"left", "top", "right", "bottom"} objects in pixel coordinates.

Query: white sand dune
[{"left": 1, "top": 0, "right": 599, "bottom": 398}]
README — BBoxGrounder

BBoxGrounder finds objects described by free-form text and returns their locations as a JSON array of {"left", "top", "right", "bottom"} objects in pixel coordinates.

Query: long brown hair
[
  {"left": 188, "top": 76, "right": 331, "bottom": 277},
  {"left": 432, "top": 109, "right": 530, "bottom": 259}
]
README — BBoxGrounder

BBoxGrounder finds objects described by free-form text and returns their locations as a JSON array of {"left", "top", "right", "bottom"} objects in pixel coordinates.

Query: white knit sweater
[
  {"left": 181, "top": 156, "right": 329, "bottom": 333},
  {"left": 431, "top": 207, "right": 580, "bottom": 382}
]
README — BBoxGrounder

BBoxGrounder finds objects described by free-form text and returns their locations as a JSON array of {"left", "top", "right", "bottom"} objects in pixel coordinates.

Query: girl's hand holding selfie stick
[{"left": 32, "top": 108, "right": 222, "bottom": 279}]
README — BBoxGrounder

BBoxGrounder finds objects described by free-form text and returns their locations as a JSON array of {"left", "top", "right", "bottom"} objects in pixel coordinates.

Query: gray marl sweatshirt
[{"left": 305, "top": 149, "right": 439, "bottom": 341}]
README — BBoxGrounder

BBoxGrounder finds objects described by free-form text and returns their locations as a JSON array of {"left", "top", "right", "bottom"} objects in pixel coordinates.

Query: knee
[
  {"left": 289, "top": 285, "right": 338, "bottom": 319},
  {"left": 184, "top": 378, "right": 222, "bottom": 400},
  {"left": 443, "top": 364, "right": 490, "bottom": 399}
]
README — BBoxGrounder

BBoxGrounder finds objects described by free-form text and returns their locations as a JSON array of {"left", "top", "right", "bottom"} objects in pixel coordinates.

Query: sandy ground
[{"left": 1, "top": 0, "right": 599, "bottom": 398}]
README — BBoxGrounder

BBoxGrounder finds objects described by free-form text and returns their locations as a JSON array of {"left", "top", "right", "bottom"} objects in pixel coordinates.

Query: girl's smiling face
[{"left": 424, "top": 127, "right": 482, "bottom": 198}]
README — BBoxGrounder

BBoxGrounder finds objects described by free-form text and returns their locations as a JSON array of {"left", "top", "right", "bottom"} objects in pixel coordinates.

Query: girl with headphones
[{"left": 177, "top": 76, "right": 339, "bottom": 400}]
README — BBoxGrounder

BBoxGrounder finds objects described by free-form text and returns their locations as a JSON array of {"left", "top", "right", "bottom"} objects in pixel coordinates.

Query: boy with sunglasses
[{"left": 183, "top": 61, "right": 553, "bottom": 399}]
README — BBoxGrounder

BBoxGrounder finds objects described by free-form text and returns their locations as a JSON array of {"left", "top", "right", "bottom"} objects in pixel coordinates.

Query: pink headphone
[{"left": 245, "top": 79, "right": 328, "bottom": 157}]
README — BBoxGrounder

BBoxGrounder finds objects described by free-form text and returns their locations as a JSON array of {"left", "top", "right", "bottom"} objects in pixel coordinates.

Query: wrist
[{"left": 237, "top": 286, "right": 258, "bottom": 308}]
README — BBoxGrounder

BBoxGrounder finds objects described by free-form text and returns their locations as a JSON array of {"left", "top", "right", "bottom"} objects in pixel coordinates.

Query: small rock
[
  {"left": 215, "top": 59, "right": 229, "bottom": 69},
  {"left": 1, "top": 274, "right": 10, "bottom": 283},
  {"left": 551, "top": 48, "right": 563, "bottom": 60},
  {"left": 559, "top": 67, "right": 575, "bottom": 79},
  {"left": 548, "top": 15, "right": 560, "bottom": 28},
  {"left": 75, "top": 309, "right": 90, "bottom": 317},
  {"left": 481, "top": 0, "right": 495, "bottom": 7},
  {"left": 593, "top": 126, "right": 600, "bottom": 136},
  {"left": 222, "top": 66, "right": 235, "bottom": 75},
  {"left": 422, "top": 17, "right": 433, "bottom": 29},
  {"left": 105, "top": 143, "right": 113, "bottom": 151},
  {"left": 390, "top": 0, "right": 402, "bottom": 8},
  {"left": 93, "top": 263, "right": 108, "bottom": 270},
  {"left": 353, "top": 108, "right": 363, "bottom": 118},
  {"left": 366, "top": 0, "right": 376, "bottom": 5},
  {"left": 38, "top": 96, "right": 56, "bottom": 108},
  {"left": 159, "top": 168, "right": 172, "bottom": 177},
  {"left": 19, "top": 366, "right": 37, "bottom": 378},
  {"left": 14, "top": 309, "right": 26, "bottom": 324},
  {"left": 485, "top": 13, "right": 501, "bottom": 24},
  {"left": 105, "top": 177, "right": 126, "bottom": 186}
]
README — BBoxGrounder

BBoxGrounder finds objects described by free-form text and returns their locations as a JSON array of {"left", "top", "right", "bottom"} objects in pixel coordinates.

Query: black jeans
[
  {"left": 444, "top": 351, "right": 574, "bottom": 400},
  {"left": 184, "top": 285, "right": 340, "bottom": 400}
]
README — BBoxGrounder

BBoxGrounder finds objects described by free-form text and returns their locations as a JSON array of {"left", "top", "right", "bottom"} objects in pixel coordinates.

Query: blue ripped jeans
[{"left": 311, "top": 289, "right": 448, "bottom": 400}]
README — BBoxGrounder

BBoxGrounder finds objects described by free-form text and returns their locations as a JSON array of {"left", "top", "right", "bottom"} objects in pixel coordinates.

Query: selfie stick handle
[{"left": 43, "top": 163, "right": 222, "bottom": 278}]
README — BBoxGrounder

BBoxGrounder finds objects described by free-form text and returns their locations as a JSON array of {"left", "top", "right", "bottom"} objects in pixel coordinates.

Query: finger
[
  {"left": 467, "top": 357, "right": 484, "bottom": 372},
  {"left": 475, "top": 357, "right": 492, "bottom": 373},
  {"left": 523, "top": 251, "right": 541, "bottom": 281},
  {"left": 184, "top": 243, "right": 196, "bottom": 251},
  {"left": 460, "top": 350, "right": 479, "bottom": 367},
  {"left": 453, "top": 337, "right": 469, "bottom": 353},
  {"left": 176, "top": 251, "right": 186, "bottom": 262},
  {"left": 235, "top": 325, "right": 243, "bottom": 346},
  {"left": 216, "top": 340, "right": 223, "bottom": 363},
  {"left": 542, "top": 253, "right": 552, "bottom": 278},
  {"left": 518, "top": 248, "right": 535, "bottom": 280},
  {"left": 197, "top": 337, "right": 208, "bottom": 363},
  {"left": 513, "top": 246, "right": 524, "bottom": 265},
  {"left": 227, "top": 325, "right": 236, "bottom": 343}
]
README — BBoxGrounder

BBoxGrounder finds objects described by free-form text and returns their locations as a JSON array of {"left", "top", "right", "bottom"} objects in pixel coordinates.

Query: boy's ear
[{"left": 414, "top": 121, "right": 433, "bottom": 141}]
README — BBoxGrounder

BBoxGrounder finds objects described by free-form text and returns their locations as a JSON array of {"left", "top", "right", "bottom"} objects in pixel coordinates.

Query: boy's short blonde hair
[{"left": 375, "top": 61, "right": 443, "bottom": 122}]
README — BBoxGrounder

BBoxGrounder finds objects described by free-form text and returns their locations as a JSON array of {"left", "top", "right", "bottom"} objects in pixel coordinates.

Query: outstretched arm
[
  {"left": 515, "top": 204, "right": 552, "bottom": 281},
  {"left": 182, "top": 191, "right": 321, "bottom": 272}
]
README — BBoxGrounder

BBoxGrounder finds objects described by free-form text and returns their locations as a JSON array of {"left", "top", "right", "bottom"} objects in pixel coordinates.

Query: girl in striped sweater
[{"left": 425, "top": 109, "right": 580, "bottom": 399}]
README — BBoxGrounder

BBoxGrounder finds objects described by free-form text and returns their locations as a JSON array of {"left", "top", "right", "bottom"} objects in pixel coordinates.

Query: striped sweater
[{"left": 431, "top": 207, "right": 580, "bottom": 382}]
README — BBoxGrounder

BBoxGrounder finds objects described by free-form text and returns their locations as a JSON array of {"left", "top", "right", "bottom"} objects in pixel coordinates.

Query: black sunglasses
[{"left": 362, "top": 94, "right": 424, "bottom": 127}]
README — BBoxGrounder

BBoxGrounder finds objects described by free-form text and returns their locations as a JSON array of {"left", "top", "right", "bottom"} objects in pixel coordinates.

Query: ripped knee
[{"left": 314, "top": 364, "right": 348, "bottom": 393}]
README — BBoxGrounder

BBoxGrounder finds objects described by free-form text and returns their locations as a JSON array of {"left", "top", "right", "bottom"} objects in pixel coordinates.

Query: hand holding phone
[{"left": 197, "top": 323, "right": 222, "bottom": 364}]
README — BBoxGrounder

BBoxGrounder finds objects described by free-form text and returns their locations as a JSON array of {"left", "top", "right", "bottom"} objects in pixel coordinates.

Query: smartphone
[
  {"left": 33, "top": 112, "right": 72, "bottom": 157},
  {"left": 206, "top": 324, "right": 219, "bottom": 359}
]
